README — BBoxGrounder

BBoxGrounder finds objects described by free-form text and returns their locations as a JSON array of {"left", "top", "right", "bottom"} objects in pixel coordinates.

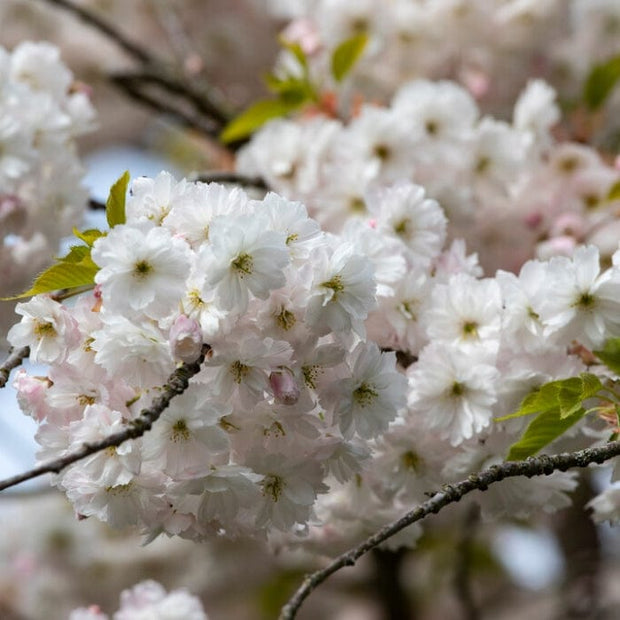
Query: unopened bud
[
  {"left": 269, "top": 368, "right": 300, "bottom": 406},
  {"left": 169, "top": 315, "right": 202, "bottom": 363}
]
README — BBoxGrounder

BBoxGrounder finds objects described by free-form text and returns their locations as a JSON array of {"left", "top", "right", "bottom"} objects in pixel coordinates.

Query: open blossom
[
  {"left": 330, "top": 343, "right": 407, "bottom": 439},
  {"left": 305, "top": 242, "right": 376, "bottom": 336},
  {"left": 71, "top": 580, "right": 209, "bottom": 620},
  {"left": 92, "top": 223, "right": 192, "bottom": 320},
  {"left": 539, "top": 245, "right": 620, "bottom": 348},
  {"left": 8, "top": 295, "right": 79, "bottom": 364},
  {"left": 421, "top": 273, "right": 502, "bottom": 354},
  {"left": 142, "top": 389, "right": 230, "bottom": 477},
  {"left": 202, "top": 213, "right": 289, "bottom": 312},
  {"left": 91, "top": 315, "right": 174, "bottom": 388},
  {"left": 408, "top": 343, "right": 499, "bottom": 446}
]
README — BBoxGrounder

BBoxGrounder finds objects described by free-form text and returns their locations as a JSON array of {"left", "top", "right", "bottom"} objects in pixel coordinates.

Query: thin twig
[
  {"left": 89, "top": 198, "right": 106, "bottom": 211},
  {"left": 0, "top": 344, "right": 210, "bottom": 492},
  {"left": 0, "top": 347, "right": 30, "bottom": 389},
  {"left": 39, "top": 0, "right": 152, "bottom": 63},
  {"left": 112, "top": 69, "right": 231, "bottom": 128},
  {"left": 152, "top": 0, "right": 195, "bottom": 69},
  {"left": 279, "top": 441, "right": 620, "bottom": 620},
  {"left": 191, "top": 171, "right": 269, "bottom": 190},
  {"left": 111, "top": 74, "right": 221, "bottom": 140},
  {"left": 38, "top": 0, "right": 233, "bottom": 133}
]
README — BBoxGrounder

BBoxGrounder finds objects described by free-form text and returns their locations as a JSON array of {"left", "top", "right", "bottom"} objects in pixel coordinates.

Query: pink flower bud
[
  {"left": 169, "top": 315, "right": 202, "bottom": 363},
  {"left": 269, "top": 368, "right": 300, "bottom": 406}
]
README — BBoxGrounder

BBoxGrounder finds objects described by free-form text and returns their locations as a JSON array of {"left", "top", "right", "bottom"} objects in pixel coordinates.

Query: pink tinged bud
[
  {"left": 169, "top": 315, "right": 202, "bottom": 363},
  {"left": 461, "top": 68, "right": 490, "bottom": 99},
  {"left": 269, "top": 368, "right": 300, "bottom": 406},
  {"left": 281, "top": 18, "right": 321, "bottom": 55},
  {"left": 550, "top": 212, "right": 586, "bottom": 238},
  {"left": 524, "top": 211, "right": 543, "bottom": 230}
]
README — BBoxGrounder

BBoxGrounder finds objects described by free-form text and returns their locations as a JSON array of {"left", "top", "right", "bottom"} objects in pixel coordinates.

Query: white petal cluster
[
  {"left": 70, "top": 580, "right": 208, "bottom": 620},
  {"left": 0, "top": 42, "right": 95, "bottom": 338},
  {"left": 10, "top": 174, "right": 409, "bottom": 540}
]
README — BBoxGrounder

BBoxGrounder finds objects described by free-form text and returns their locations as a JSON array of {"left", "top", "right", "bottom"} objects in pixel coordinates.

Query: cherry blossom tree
[{"left": 2, "top": 1, "right": 620, "bottom": 619}]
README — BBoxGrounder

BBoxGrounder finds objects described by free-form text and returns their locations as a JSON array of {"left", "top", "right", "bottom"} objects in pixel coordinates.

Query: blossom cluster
[
  {"left": 237, "top": 77, "right": 620, "bottom": 275},
  {"left": 264, "top": 0, "right": 620, "bottom": 120},
  {"left": 8, "top": 173, "right": 408, "bottom": 540},
  {"left": 70, "top": 580, "right": 207, "bottom": 620},
  {"left": 9, "top": 170, "right": 620, "bottom": 543},
  {"left": 0, "top": 41, "right": 95, "bottom": 339}
]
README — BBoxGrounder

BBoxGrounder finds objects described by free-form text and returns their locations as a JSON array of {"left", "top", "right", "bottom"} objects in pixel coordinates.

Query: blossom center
[
  {"left": 462, "top": 321, "right": 478, "bottom": 337},
  {"left": 451, "top": 381, "right": 465, "bottom": 397},
  {"left": 172, "top": 419, "right": 191, "bottom": 441},
  {"left": 353, "top": 382, "right": 379, "bottom": 407},
  {"left": 401, "top": 450, "right": 420, "bottom": 471},
  {"left": 302, "top": 364, "right": 320, "bottom": 389},
  {"left": 575, "top": 292, "right": 596, "bottom": 309},
  {"left": 276, "top": 307, "right": 296, "bottom": 330},
  {"left": 133, "top": 259, "right": 152, "bottom": 279},
  {"left": 33, "top": 320, "right": 56, "bottom": 339},
  {"left": 232, "top": 252, "right": 253, "bottom": 276},
  {"left": 349, "top": 196, "right": 366, "bottom": 213},
  {"left": 321, "top": 275, "right": 345, "bottom": 297},
  {"left": 262, "top": 473, "right": 284, "bottom": 502},
  {"left": 230, "top": 360, "right": 250, "bottom": 383}
]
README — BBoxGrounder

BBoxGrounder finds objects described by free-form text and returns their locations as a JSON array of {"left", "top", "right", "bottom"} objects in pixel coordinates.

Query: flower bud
[
  {"left": 169, "top": 315, "right": 202, "bottom": 363},
  {"left": 269, "top": 367, "right": 300, "bottom": 406}
]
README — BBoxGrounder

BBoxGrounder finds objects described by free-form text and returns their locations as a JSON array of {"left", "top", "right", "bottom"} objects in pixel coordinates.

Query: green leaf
[
  {"left": 331, "top": 33, "right": 368, "bottom": 83},
  {"left": 106, "top": 170, "right": 130, "bottom": 228},
  {"left": 594, "top": 338, "right": 620, "bottom": 375},
  {"left": 73, "top": 227, "right": 105, "bottom": 247},
  {"left": 61, "top": 245, "right": 92, "bottom": 264},
  {"left": 583, "top": 54, "right": 620, "bottom": 110},
  {"left": 279, "top": 37, "right": 309, "bottom": 71},
  {"left": 496, "top": 382, "right": 562, "bottom": 421},
  {"left": 507, "top": 406, "right": 586, "bottom": 461},
  {"left": 3, "top": 260, "right": 98, "bottom": 300},
  {"left": 495, "top": 373, "right": 602, "bottom": 421},
  {"left": 220, "top": 99, "right": 298, "bottom": 143},
  {"left": 264, "top": 74, "right": 314, "bottom": 105}
]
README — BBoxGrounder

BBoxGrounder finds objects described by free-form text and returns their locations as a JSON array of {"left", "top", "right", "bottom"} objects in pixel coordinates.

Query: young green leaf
[
  {"left": 594, "top": 338, "right": 620, "bottom": 375},
  {"left": 3, "top": 259, "right": 98, "bottom": 300},
  {"left": 495, "top": 381, "right": 562, "bottom": 421},
  {"left": 331, "top": 33, "right": 369, "bottom": 83},
  {"left": 106, "top": 170, "right": 130, "bottom": 228},
  {"left": 220, "top": 99, "right": 298, "bottom": 143},
  {"left": 506, "top": 406, "right": 586, "bottom": 461},
  {"left": 279, "top": 37, "right": 309, "bottom": 71},
  {"left": 495, "top": 373, "right": 602, "bottom": 422},
  {"left": 583, "top": 54, "right": 620, "bottom": 110},
  {"left": 73, "top": 227, "right": 105, "bottom": 247}
]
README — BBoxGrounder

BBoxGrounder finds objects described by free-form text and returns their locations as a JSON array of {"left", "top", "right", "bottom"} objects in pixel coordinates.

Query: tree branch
[
  {"left": 190, "top": 171, "right": 269, "bottom": 190},
  {"left": 39, "top": 0, "right": 152, "bottom": 64},
  {"left": 37, "top": 0, "right": 233, "bottom": 135},
  {"left": 110, "top": 73, "right": 222, "bottom": 140},
  {"left": 0, "top": 347, "right": 30, "bottom": 389},
  {"left": 279, "top": 441, "right": 620, "bottom": 620},
  {"left": 0, "top": 344, "right": 210, "bottom": 492}
]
